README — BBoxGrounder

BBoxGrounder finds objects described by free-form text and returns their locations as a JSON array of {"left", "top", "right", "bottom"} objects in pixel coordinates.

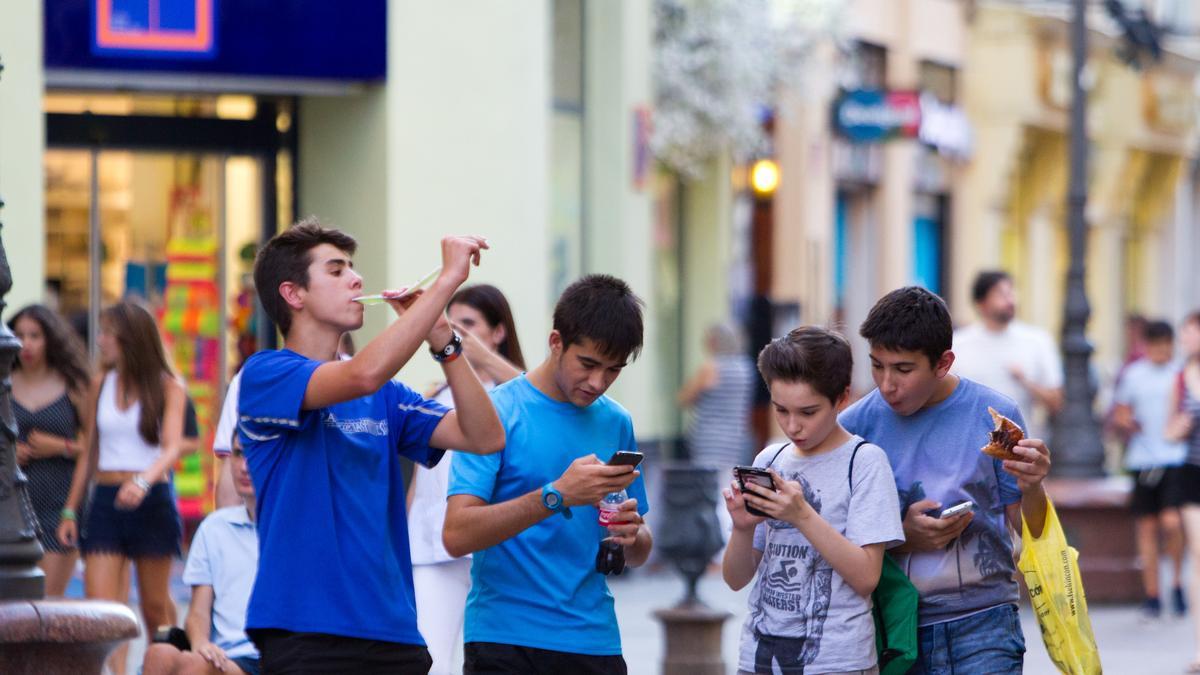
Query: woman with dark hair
[
  {"left": 10, "top": 304, "right": 91, "bottom": 596},
  {"left": 57, "top": 301, "right": 186, "bottom": 674},
  {"left": 408, "top": 283, "right": 524, "bottom": 675}
]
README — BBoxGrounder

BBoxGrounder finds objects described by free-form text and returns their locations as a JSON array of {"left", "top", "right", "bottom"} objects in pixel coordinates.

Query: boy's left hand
[
  {"left": 1002, "top": 438, "right": 1051, "bottom": 492},
  {"left": 601, "top": 498, "right": 643, "bottom": 546},
  {"left": 741, "top": 468, "right": 812, "bottom": 526}
]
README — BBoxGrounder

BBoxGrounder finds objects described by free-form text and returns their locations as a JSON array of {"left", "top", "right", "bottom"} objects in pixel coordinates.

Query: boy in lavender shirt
[{"left": 840, "top": 287, "right": 1052, "bottom": 674}]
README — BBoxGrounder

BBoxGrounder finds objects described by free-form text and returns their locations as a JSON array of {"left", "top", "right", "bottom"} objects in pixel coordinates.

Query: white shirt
[
  {"left": 1115, "top": 358, "right": 1187, "bottom": 470},
  {"left": 953, "top": 321, "right": 1062, "bottom": 435},
  {"left": 408, "top": 383, "right": 492, "bottom": 566},
  {"left": 213, "top": 372, "right": 242, "bottom": 457}
]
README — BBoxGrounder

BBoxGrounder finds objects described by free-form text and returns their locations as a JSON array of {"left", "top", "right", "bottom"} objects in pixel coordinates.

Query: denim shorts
[
  {"left": 80, "top": 482, "right": 182, "bottom": 559},
  {"left": 910, "top": 603, "right": 1025, "bottom": 674}
]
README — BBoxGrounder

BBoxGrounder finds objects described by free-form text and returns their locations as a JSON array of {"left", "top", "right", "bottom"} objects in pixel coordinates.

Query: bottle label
[{"left": 598, "top": 506, "right": 620, "bottom": 527}]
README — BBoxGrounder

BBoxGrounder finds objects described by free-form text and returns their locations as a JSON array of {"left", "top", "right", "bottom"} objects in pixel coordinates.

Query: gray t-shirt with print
[{"left": 738, "top": 436, "right": 905, "bottom": 675}]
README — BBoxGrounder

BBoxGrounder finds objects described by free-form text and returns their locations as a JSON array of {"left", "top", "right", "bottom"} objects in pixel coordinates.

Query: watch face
[{"left": 544, "top": 491, "right": 561, "bottom": 509}]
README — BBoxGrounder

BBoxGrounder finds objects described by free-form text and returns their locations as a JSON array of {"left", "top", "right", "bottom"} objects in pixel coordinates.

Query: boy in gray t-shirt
[{"left": 724, "top": 327, "right": 904, "bottom": 675}]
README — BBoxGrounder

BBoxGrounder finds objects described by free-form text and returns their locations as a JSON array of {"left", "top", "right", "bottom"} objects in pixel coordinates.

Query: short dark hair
[
  {"left": 1184, "top": 311, "right": 1200, "bottom": 329},
  {"left": 1145, "top": 320, "right": 1174, "bottom": 342},
  {"left": 553, "top": 274, "right": 644, "bottom": 361},
  {"left": 757, "top": 326, "right": 853, "bottom": 403},
  {"left": 971, "top": 270, "right": 1012, "bottom": 304},
  {"left": 254, "top": 217, "right": 357, "bottom": 337},
  {"left": 860, "top": 286, "right": 952, "bottom": 367}
]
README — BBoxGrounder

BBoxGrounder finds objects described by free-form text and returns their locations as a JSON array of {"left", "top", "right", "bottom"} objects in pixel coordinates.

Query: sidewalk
[
  {"left": 610, "top": 569, "right": 1196, "bottom": 675},
  {"left": 98, "top": 564, "right": 1195, "bottom": 673}
]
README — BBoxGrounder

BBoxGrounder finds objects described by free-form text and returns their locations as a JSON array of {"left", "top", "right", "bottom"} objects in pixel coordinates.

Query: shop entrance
[{"left": 44, "top": 92, "right": 296, "bottom": 517}]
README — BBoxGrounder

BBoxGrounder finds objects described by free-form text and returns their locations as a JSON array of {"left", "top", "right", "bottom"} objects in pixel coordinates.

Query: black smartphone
[
  {"left": 734, "top": 466, "right": 776, "bottom": 517},
  {"left": 608, "top": 451, "right": 644, "bottom": 467}
]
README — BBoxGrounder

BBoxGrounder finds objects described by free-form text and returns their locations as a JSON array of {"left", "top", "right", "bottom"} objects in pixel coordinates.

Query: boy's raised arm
[{"left": 302, "top": 236, "right": 488, "bottom": 410}]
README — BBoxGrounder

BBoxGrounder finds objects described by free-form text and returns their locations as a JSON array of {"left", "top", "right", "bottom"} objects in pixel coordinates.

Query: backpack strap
[
  {"left": 764, "top": 442, "right": 792, "bottom": 469},
  {"left": 847, "top": 439, "right": 870, "bottom": 492}
]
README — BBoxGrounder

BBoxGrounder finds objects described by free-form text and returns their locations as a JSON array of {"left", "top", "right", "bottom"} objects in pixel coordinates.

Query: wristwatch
[
  {"left": 541, "top": 483, "right": 572, "bottom": 519},
  {"left": 430, "top": 331, "right": 463, "bottom": 363}
]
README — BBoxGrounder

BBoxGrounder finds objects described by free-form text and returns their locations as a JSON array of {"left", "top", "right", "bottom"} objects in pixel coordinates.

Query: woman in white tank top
[
  {"left": 58, "top": 301, "right": 187, "bottom": 675},
  {"left": 407, "top": 285, "right": 524, "bottom": 675}
]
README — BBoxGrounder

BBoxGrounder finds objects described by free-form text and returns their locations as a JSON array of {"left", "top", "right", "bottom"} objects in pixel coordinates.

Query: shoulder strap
[
  {"left": 848, "top": 439, "right": 870, "bottom": 492},
  {"left": 765, "top": 442, "right": 791, "bottom": 469}
]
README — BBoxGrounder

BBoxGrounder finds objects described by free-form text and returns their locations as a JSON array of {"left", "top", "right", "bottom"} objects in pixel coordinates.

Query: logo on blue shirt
[{"left": 323, "top": 412, "right": 388, "bottom": 436}]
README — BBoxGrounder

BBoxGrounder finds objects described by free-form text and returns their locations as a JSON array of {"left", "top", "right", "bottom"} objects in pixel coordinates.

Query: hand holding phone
[
  {"left": 734, "top": 466, "right": 777, "bottom": 518},
  {"left": 935, "top": 500, "right": 974, "bottom": 520},
  {"left": 607, "top": 451, "right": 644, "bottom": 467}
]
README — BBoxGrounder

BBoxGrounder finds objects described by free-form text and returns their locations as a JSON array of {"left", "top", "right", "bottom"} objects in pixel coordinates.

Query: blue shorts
[
  {"left": 81, "top": 483, "right": 182, "bottom": 559},
  {"left": 229, "top": 655, "right": 260, "bottom": 675},
  {"left": 911, "top": 603, "right": 1025, "bottom": 675}
]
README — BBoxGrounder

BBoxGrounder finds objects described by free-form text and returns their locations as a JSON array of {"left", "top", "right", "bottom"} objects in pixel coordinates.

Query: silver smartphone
[{"left": 938, "top": 500, "right": 975, "bottom": 519}]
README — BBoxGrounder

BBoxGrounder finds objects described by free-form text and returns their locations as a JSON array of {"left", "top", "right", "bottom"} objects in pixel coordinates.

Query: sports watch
[
  {"left": 541, "top": 483, "right": 572, "bottom": 519},
  {"left": 430, "top": 331, "right": 463, "bottom": 363}
]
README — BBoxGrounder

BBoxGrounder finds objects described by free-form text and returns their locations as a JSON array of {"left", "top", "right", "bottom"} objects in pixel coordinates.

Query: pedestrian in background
[
  {"left": 57, "top": 301, "right": 188, "bottom": 675},
  {"left": 953, "top": 270, "right": 1063, "bottom": 437},
  {"left": 408, "top": 284, "right": 524, "bottom": 675},
  {"left": 678, "top": 322, "right": 757, "bottom": 542},
  {"left": 1111, "top": 319, "right": 1188, "bottom": 620},
  {"left": 1170, "top": 311, "right": 1200, "bottom": 670},
  {"left": 142, "top": 431, "right": 261, "bottom": 675},
  {"left": 723, "top": 326, "right": 903, "bottom": 675},
  {"left": 9, "top": 304, "right": 91, "bottom": 596}
]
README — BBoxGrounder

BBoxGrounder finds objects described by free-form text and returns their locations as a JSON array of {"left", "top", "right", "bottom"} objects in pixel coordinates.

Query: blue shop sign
[
  {"left": 46, "top": 0, "right": 386, "bottom": 82},
  {"left": 832, "top": 89, "right": 921, "bottom": 143}
]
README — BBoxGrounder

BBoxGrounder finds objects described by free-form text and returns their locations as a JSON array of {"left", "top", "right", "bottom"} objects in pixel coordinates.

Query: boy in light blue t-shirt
[
  {"left": 1112, "top": 319, "right": 1188, "bottom": 618},
  {"left": 839, "top": 287, "right": 1053, "bottom": 675},
  {"left": 447, "top": 275, "right": 652, "bottom": 675},
  {"left": 237, "top": 220, "right": 505, "bottom": 674}
]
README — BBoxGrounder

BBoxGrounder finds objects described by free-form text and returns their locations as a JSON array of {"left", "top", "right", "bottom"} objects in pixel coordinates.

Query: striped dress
[
  {"left": 15, "top": 393, "right": 83, "bottom": 553},
  {"left": 686, "top": 354, "right": 758, "bottom": 470}
]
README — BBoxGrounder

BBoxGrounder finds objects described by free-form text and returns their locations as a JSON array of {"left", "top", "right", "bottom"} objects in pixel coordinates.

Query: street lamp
[
  {"left": 0, "top": 53, "right": 138, "bottom": 674},
  {"left": 1051, "top": 0, "right": 1107, "bottom": 477}
]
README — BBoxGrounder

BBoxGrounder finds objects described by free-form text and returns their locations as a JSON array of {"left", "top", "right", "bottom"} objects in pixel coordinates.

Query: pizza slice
[{"left": 981, "top": 406, "right": 1025, "bottom": 462}]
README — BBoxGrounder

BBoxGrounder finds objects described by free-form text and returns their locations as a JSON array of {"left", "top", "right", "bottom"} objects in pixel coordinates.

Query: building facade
[
  {"left": 0, "top": 0, "right": 679, "bottom": 513},
  {"left": 769, "top": 0, "right": 1199, "bottom": 394}
]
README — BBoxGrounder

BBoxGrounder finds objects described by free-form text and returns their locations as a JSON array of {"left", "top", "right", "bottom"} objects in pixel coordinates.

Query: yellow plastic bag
[{"left": 1018, "top": 499, "right": 1102, "bottom": 675}]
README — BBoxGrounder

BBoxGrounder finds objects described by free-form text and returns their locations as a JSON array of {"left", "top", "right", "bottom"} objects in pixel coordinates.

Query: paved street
[
  {"left": 611, "top": 569, "right": 1196, "bottom": 675},
  {"left": 92, "top": 563, "right": 1195, "bottom": 674}
]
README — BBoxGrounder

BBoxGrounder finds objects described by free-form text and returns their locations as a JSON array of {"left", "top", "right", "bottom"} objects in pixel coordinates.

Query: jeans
[{"left": 910, "top": 604, "right": 1025, "bottom": 674}]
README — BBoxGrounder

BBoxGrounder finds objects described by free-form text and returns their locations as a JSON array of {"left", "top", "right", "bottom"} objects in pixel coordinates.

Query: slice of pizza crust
[{"left": 981, "top": 407, "right": 1025, "bottom": 462}]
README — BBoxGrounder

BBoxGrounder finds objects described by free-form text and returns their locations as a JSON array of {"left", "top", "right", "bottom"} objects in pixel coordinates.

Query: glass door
[{"left": 44, "top": 149, "right": 264, "bottom": 518}]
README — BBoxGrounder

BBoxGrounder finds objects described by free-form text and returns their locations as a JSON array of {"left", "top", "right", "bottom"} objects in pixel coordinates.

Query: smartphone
[
  {"left": 936, "top": 500, "right": 975, "bottom": 520},
  {"left": 734, "top": 466, "right": 776, "bottom": 518},
  {"left": 607, "top": 451, "right": 644, "bottom": 467}
]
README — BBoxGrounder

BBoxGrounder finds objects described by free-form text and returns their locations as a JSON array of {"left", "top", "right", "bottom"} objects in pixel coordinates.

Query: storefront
[{"left": 39, "top": 0, "right": 385, "bottom": 517}]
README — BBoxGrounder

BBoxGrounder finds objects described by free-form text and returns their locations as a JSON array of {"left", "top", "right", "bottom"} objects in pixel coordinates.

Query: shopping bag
[
  {"left": 873, "top": 553, "right": 919, "bottom": 675},
  {"left": 1018, "top": 499, "right": 1102, "bottom": 675},
  {"left": 848, "top": 442, "right": 918, "bottom": 675}
]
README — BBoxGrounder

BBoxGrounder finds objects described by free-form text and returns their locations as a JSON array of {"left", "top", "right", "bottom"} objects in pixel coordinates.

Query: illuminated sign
[{"left": 93, "top": 0, "right": 216, "bottom": 58}]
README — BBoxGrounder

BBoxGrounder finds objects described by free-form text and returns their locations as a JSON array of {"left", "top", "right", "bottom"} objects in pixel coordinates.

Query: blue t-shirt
[
  {"left": 839, "top": 377, "right": 1023, "bottom": 627},
  {"left": 448, "top": 375, "right": 650, "bottom": 655},
  {"left": 182, "top": 506, "right": 258, "bottom": 660},
  {"left": 1115, "top": 358, "right": 1186, "bottom": 470},
  {"left": 238, "top": 349, "right": 448, "bottom": 644}
]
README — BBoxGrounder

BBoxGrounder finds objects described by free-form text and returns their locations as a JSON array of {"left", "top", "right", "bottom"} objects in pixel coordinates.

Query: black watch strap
[{"left": 431, "top": 331, "right": 463, "bottom": 362}]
